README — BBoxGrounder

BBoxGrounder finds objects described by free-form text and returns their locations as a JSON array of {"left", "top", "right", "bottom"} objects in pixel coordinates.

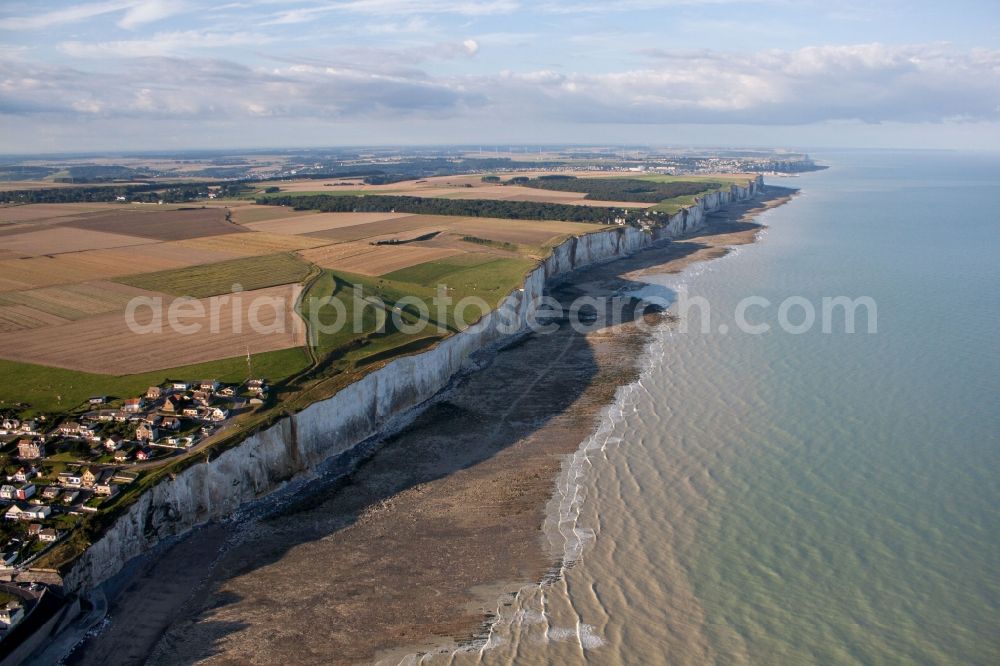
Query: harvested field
[
  {"left": 442, "top": 216, "right": 598, "bottom": 245},
  {"left": 228, "top": 205, "right": 312, "bottom": 225},
  {"left": 243, "top": 212, "right": 411, "bottom": 235},
  {"left": 0, "top": 281, "right": 166, "bottom": 323},
  {"left": 93, "top": 243, "right": 243, "bottom": 272},
  {"left": 0, "top": 305, "right": 69, "bottom": 333},
  {"left": 301, "top": 216, "right": 441, "bottom": 243},
  {"left": 0, "top": 284, "right": 305, "bottom": 375},
  {"left": 0, "top": 181, "right": 77, "bottom": 192},
  {"left": 0, "top": 244, "right": 242, "bottom": 292},
  {"left": 1, "top": 227, "right": 154, "bottom": 256},
  {"left": 176, "top": 232, "right": 328, "bottom": 256},
  {"left": 0, "top": 255, "right": 133, "bottom": 292},
  {"left": 114, "top": 252, "right": 313, "bottom": 298},
  {"left": 299, "top": 243, "right": 462, "bottom": 276},
  {"left": 299, "top": 214, "right": 596, "bottom": 247},
  {"left": 0, "top": 203, "right": 121, "bottom": 223},
  {"left": 58, "top": 208, "right": 245, "bottom": 241}
]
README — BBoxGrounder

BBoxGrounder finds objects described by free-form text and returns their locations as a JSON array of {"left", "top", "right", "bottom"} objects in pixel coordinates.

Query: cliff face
[{"left": 62, "top": 177, "right": 762, "bottom": 593}]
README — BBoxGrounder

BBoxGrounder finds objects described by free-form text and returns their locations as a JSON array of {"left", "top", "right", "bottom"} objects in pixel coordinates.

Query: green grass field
[
  {"left": 114, "top": 252, "right": 312, "bottom": 298},
  {"left": 300, "top": 254, "right": 535, "bottom": 363},
  {"left": 0, "top": 347, "right": 310, "bottom": 414}
]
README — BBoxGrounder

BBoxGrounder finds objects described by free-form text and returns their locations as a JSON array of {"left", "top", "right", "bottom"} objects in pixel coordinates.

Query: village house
[
  {"left": 162, "top": 395, "right": 184, "bottom": 413},
  {"left": 17, "top": 439, "right": 44, "bottom": 460},
  {"left": 208, "top": 407, "right": 229, "bottom": 422},
  {"left": 135, "top": 447, "right": 154, "bottom": 461},
  {"left": 18, "top": 420, "right": 38, "bottom": 434},
  {"left": 58, "top": 421, "right": 83, "bottom": 437},
  {"left": 81, "top": 468, "right": 98, "bottom": 488},
  {"left": 198, "top": 379, "right": 220, "bottom": 392},
  {"left": 123, "top": 398, "right": 145, "bottom": 413},
  {"left": 171, "top": 381, "right": 190, "bottom": 392},
  {"left": 62, "top": 490, "right": 79, "bottom": 504},
  {"left": 0, "top": 418, "right": 18, "bottom": 431},
  {"left": 88, "top": 396, "right": 107, "bottom": 405},
  {"left": 38, "top": 528, "right": 59, "bottom": 542},
  {"left": 41, "top": 486, "right": 61, "bottom": 501},
  {"left": 57, "top": 472, "right": 82, "bottom": 487},
  {"left": 113, "top": 449, "right": 131, "bottom": 463},
  {"left": 160, "top": 416, "right": 181, "bottom": 431},
  {"left": 5, "top": 503, "right": 50, "bottom": 521},
  {"left": 13, "top": 467, "right": 37, "bottom": 483},
  {"left": 218, "top": 386, "right": 236, "bottom": 397},
  {"left": 0, "top": 486, "right": 15, "bottom": 501},
  {"left": 181, "top": 405, "right": 201, "bottom": 418},
  {"left": 15, "top": 484, "right": 35, "bottom": 501},
  {"left": 136, "top": 424, "right": 158, "bottom": 442},
  {"left": 95, "top": 480, "right": 118, "bottom": 497},
  {"left": 104, "top": 435, "right": 124, "bottom": 451},
  {"left": 146, "top": 386, "right": 163, "bottom": 400},
  {"left": 192, "top": 390, "right": 211, "bottom": 406},
  {"left": 246, "top": 379, "right": 268, "bottom": 395},
  {"left": 27, "top": 523, "right": 42, "bottom": 538}
]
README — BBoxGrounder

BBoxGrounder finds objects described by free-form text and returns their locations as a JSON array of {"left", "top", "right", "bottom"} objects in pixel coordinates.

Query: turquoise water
[{"left": 468, "top": 152, "right": 1000, "bottom": 664}]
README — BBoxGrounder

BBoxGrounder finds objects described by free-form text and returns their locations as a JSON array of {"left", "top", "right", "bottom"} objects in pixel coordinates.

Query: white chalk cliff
[{"left": 62, "top": 177, "right": 763, "bottom": 592}]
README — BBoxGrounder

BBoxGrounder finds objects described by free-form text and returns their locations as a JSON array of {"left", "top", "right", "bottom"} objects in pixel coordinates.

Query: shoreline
[{"left": 65, "top": 187, "right": 794, "bottom": 665}]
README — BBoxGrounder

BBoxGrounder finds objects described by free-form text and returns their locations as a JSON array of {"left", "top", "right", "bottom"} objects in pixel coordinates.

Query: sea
[{"left": 452, "top": 151, "right": 1000, "bottom": 664}]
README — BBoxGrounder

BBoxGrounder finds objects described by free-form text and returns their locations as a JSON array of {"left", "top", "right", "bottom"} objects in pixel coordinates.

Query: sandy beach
[{"left": 66, "top": 187, "right": 794, "bottom": 665}]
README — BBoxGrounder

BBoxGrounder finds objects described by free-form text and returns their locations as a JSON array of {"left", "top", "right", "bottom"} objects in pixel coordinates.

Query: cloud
[
  {"left": 264, "top": 0, "right": 519, "bottom": 24},
  {"left": 117, "top": 0, "right": 189, "bottom": 29},
  {"left": 59, "top": 31, "right": 275, "bottom": 58},
  {"left": 0, "top": 0, "right": 133, "bottom": 30},
  {"left": 1, "top": 43, "right": 997, "bottom": 130},
  {"left": 0, "top": 0, "right": 187, "bottom": 31},
  {"left": 495, "top": 43, "right": 1000, "bottom": 125},
  {"left": 0, "top": 55, "right": 481, "bottom": 121}
]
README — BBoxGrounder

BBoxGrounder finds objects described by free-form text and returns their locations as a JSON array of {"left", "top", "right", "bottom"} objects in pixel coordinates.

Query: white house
[{"left": 24, "top": 505, "right": 51, "bottom": 520}]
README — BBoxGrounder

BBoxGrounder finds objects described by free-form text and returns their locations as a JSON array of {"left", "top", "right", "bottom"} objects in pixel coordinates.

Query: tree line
[
  {"left": 519, "top": 176, "right": 719, "bottom": 204},
  {"left": 258, "top": 193, "right": 666, "bottom": 225}
]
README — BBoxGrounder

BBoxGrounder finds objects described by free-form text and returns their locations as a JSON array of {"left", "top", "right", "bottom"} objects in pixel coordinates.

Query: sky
[{"left": 1, "top": 0, "right": 999, "bottom": 154}]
